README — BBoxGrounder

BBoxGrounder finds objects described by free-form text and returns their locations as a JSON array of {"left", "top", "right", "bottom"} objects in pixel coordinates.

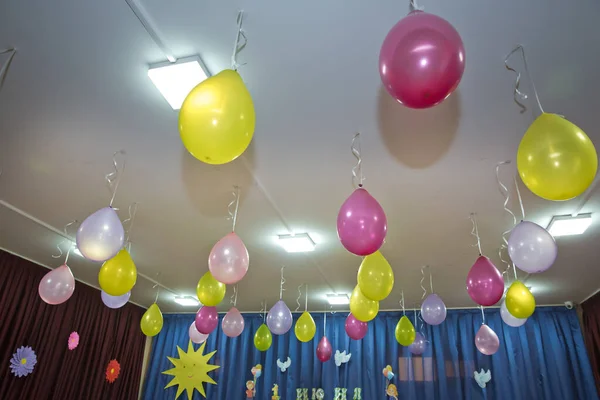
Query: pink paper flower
[{"left": 68, "top": 332, "right": 79, "bottom": 350}]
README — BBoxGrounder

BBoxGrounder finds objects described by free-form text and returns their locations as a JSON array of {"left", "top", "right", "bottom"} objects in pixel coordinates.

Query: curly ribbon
[
  {"left": 122, "top": 202, "right": 139, "bottom": 246},
  {"left": 52, "top": 221, "right": 77, "bottom": 264},
  {"left": 409, "top": 0, "right": 425, "bottom": 11},
  {"left": 469, "top": 213, "right": 483, "bottom": 255},
  {"left": 480, "top": 305, "right": 486, "bottom": 325},
  {"left": 230, "top": 285, "right": 239, "bottom": 307},
  {"left": 230, "top": 10, "right": 248, "bottom": 70},
  {"left": 351, "top": 133, "right": 365, "bottom": 188},
  {"left": 227, "top": 186, "right": 241, "bottom": 232},
  {"left": 0, "top": 48, "right": 17, "bottom": 91},
  {"left": 420, "top": 266, "right": 427, "bottom": 301},
  {"left": 399, "top": 290, "right": 405, "bottom": 315},
  {"left": 279, "top": 266, "right": 286, "bottom": 300},
  {"left": 504, "top": 44, "right": 545, "bottom": 115},
  {"left": 105, "top": 150, "right": 126, "bottom": 208},
  {"left": 496, "top": 161, "right": 523, "bottom": 281},
  {"left": 153, "top": 272, "right": 162, "bottom": 303},
  {"left": 260, "top": 300, "right": 267, "bottom": 320},
  {"left": 323, "top": 302, "right": 328, "bottom": 334},
  {"left": 295, "top": 284, "right": 303, "bottom": 312}
]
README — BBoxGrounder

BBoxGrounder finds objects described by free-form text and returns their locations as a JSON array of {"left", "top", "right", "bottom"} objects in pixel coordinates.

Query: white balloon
[
  {"left": 189, "top": 322, "right": 208, "bottom": 344},
  {"left": 500, "top": 299, "right": 527, "bottom": 327}
]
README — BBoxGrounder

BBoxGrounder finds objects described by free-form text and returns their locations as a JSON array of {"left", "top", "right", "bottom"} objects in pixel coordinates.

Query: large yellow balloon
[
  {"left": 179, "top": 69, "right": 255, "bottom": 165},
  {"left": 395, "top": 315, "right": 416, "bottom": 346},
  {"left": 506, "top": 280, "right": 536, "bottom": 319},
  {"left": 141, "top": 303, "right": 163, "bottom": 337},
  {"left": 254, "top": 323, "right": 272, "bottom": 351},
  {"left": 349, "top": 285, "right": 379, "bottom": 322},
  {"left": 357, "top": 251, "right": 394, "bottom": 301},
  {"left": 517, "top": 113, "right": 597, "bottom": 201},
  {"left": 294, "top": 311, "right": 317, "bottom": 342},
  {"left": 196, "top": 272, "right": 226, "bottom": 306},
  {"left": 98, "top": 249, "right": 137, "bottom": 296}
]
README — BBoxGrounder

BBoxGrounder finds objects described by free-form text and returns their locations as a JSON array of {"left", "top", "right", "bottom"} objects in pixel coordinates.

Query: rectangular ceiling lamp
[
  {"left": 278, "top": 233, "right": 316, "bottom": 253},
  {"left": 547, "top": 213, "right": 592, "bottom": 237},
  {"left": 173, "top": 295, "right": 200, "bottom": 307},
  {"left": 327, "top": 293, "right": 350, "bottom": 305},
  {"left": 147, "top": 56, "right": 209, "bottom": 110}
]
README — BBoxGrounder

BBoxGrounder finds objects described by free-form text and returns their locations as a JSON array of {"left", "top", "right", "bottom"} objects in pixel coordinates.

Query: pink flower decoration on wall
[{"left": 68, "top": 332, "right": 79, "bottom": 350}]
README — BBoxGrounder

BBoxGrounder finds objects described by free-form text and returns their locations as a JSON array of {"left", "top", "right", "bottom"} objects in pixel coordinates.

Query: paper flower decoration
[
  {"left": 68, "top": 332, "right": 79, "bottom": 350},
  {"left": 10, "top": 346, "right": 37, "bottom": 377},
  {"left": 106, "top": 359, "right": 121, "bottom": 383}
]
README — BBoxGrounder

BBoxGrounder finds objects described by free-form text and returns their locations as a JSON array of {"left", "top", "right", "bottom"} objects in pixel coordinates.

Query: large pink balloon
[
  {"left": 466, "top": 256, "right": 504, "bottom": 306},
  {"left": 316, "top": 336, "right": 333, "bottom": 362},
  {"left": 208, "top": 232, "right": 249, "bottom": 284},
  {"left": 379, "top": 11, "right": 465, "bottom": 109},
  {"left": 189, "top": 322, "right": 209, "bottom": 344},
  {"left": 345, "top": 313, "right": 368, "bottom": 340},
  {"left": 222, "top": 307, "right": 245, "bottom": 338},
  {"left": 39, "top": 264, "right": 75, "bottom": 305},
  {"left": 195, "top": 306, "right": 219, "bottom": 334},
  {"left": 337, "top": 188, "right": 387, "bottom": 256},
  {"left": 475, "top": 324, "right": 500, "bottom": 355}
]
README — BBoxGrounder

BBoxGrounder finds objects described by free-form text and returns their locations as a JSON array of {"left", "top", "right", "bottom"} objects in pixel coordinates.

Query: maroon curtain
[
  {"left": 583, "top": 291, "right": 600, "bottom": 395},
  {"left": 0, "top": 250, "right": 146, "bottom": 399}
]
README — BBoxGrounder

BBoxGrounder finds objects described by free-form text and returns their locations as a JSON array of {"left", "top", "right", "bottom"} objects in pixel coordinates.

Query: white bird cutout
[
  {"left": 474, "top": 369, "right": 491, "bottom": 388},
  {"left": 277, "top": 357, "right": 291, "bottom": 372},
  {"left": 334, "top": 350, "right": 351, "bottom": 367}
]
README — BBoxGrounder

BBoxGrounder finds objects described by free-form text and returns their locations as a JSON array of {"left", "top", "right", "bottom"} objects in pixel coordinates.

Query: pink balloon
[
  {"left": 316, "top": 336, "right": 332, "bottom": 362},
  {"left": 466, "top": 256, "right": 504, "bottom": 306},
  {"left": 337, "top": 188, "right": 387, "bottom": 256},
  {"left": 208, "top": 232, "right": 249, "bottom": 285},
  {"left": 38, "top": 264, "right": 75, "bottom": 305},
  {"left": 222, "top": 307, "right": 245, "bottom": 338},
  {"left": 195, "top": 306, "right": 219, "bottom": 334},
  {"left": 345, "top": 314, "right": 368, "bottom": 340},
  {"left": 189, "top": 322, "right": 209, "bottom": 344},
  {"left": 475, "top": 324, "right": 500, "bottom": 355},
  {"left": 379, "top": 11, "right": 465, "bottom": 109}
]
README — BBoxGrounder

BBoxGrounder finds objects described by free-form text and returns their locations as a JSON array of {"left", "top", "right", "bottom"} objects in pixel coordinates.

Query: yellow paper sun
[{"left": 162, "top": 341, "right": 219, "bottom": 399}]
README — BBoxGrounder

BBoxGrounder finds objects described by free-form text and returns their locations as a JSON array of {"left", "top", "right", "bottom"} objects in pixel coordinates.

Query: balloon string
[
  {"left": 260, "top": 300, "right": 266, "bottom": 320},
  {"left": 295, "top": 284, "right": 303, "bottom": 312},
  {"left": 514, "top": 176, "right": 525, "bottom": 220},
  {"left": 279, "top": 266, "right": 286, "bottom": 299},
  {"left": 400, "top": 290, "right": 405, "bottom": 315},
  {"left": 106, "top": 150, "right": 126, "bottom": 208},
  {"left": 420, "top": 266, "right": 427, "bottom": 300},
  {"left": 409, "top": 0, "right": 425, "bottom": 11},
  {"left": 0, "top": 48, "right": 17, "bottom": 91},
  {"left": 52, "top": 220, "right": 77, "bottom": 264},
  {"left": 123, "top": 202, "right": 139, "bottom": 244},
  {"left": 227, "top": 186, "right": 241, "bottom": 232},
  {"left": 230, "top": 285, "right": 239, "bottom": 307},
  {"left": 351, "top": 132, "right": 365, "bottom": 188},
  {"left": 480, "top": 306, "right": 485, "bottom": 325},
  {"left": 513, "top": 263, "right": 518, "bottom": 281},
  {"left": 230, "top": 10, "right": 247, "bottom": 71},
  {"left": 323, "top": 302, "right": 327, "bottom": 334},
  {"left": 499, "top": 245, "right": 512, "bottom": 280},
  {"left": 305, "top": 284, "right": 308, "bottom": 311},
  {"left": 504, "top": 44, "right": 545, "bottom": 115},
  {"left": 429, "top": 268, "right": 434, "bottom": 294},
  {"left": 469, "top": 213, "right": 483, "bottom": 255}
]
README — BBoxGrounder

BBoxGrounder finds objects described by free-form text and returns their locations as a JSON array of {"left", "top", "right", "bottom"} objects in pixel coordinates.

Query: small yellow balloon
[
  {"left": 349, "top": 285, "right": 379, "bottom": 322},
  {"left": 141, "top": 303, "right": 163, "bottom": 337},
  {"left": 98, "top": 249, "right": 137, "bottom": 296},
  {"left": 517, "top": 113, "right": 598, "bottom": 201},
  {"left": 254, "top": 323, "right": 272, "bottom": 352},
  {"left": 506, "top": 280, "right": 536, "bottom": 319},
  {"left": 294, "top": 311, "right": 317, "bottom": 342},
  {"left": 357, "top": 251, "right": 394, "bottom": 301},
  {"left": 395, "top": 315, "right": 416, "bottom": 346},
  {"left": 196, "top": 271, "right": 226, "bottom": 306},
  {"left": 179, "top": 69, "right": 256, "bottom": 165}
]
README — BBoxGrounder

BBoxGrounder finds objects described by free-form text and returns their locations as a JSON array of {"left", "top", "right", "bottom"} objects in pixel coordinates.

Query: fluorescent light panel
[
  {"left": 278, "top": 233, "right": 316, "bottom": 253},
  {"left": 327, "top": 293, "right": 350, "bottom": 305},
  {"left": 547, "top": 213, "right": 592, "bottom": 237},
  {"left": 173, "top": 296, "right": 200, "bottom": 307},
  {"left": 147, "top": 56, "right": 209, "bottom": 110}
]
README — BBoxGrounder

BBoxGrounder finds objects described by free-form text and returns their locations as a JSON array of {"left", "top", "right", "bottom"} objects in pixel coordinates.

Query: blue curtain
[{"left": 142, "top": 307, "right": 598, "bottom": 399}]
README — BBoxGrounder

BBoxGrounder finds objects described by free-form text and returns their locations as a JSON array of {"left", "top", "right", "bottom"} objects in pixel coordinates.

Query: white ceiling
[{"left": 1, "top": 0, "right": 600, "bottom": 312}]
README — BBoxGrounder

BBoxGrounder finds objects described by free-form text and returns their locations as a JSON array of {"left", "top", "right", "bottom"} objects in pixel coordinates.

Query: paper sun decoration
[
  {"left": 68, "top": 332, "right": 79, "bottom": 350},
  {"left": 162, "top": 341, "right": 219, "bottom": 399},
  {"left": 106, "top": 359, "right": 121, "bottom": 383},
  {"left": 10, "top": 346, "right": 37, "bottom": 377}
]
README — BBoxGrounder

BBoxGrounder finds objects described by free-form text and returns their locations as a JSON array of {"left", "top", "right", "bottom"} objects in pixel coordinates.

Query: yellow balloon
[
  {"left": 141, "top": 303, "right": 163, "bottom": 337},
  {"left": 196, "top": 271, "right": 226, "bottom": 306},
  {"left": 98, "top": 249, "right": 137, "bottom": 296},
  {"left": 357, "top": 251, "right": 394, "bottom": 301},
  {"left": 517, "top": 113, "right": 598, "bottom": 201},
  {"left": 179, "top": 69, "right": 255, "bottom": 165},
  {"left": 349, "top": 285, "right": 379, "bottom": 322},
  {"left": 395, "top": 315, "right": 416, "bottom": 346},
  {"left": 294, "top": 311, "right": 317, "bottom": 342},
  {"left": 506, "top": 280, "right": 536, "bottom": 319},
  {"left": 254, "top": 323, "right": 272, "bottom": 351}
]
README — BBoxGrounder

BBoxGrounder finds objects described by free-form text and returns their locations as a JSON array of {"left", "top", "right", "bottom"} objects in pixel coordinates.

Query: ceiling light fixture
[
  {"left": 173, "top": 296, "right": 200, "bottom": 307},
  {"left": 547, "top": 213, "right": 592, "bottom": 237},
  {"left": 277, "top": 233, "right": 316, "bottom": 253},
  {"left": 326, "top": 293, "right": 350, "bottom": 305},
  {"left": 147, "top": 56, "right": 209, "bottom": 110}
]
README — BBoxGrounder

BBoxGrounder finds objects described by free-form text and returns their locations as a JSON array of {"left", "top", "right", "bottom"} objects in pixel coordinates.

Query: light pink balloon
[
  {"left": 222, "top": 307, "right": 245, "bottom": 338},
  {"left": 466, "top": 256, "right": 504, "bottom": 306},
  {"left": 337, "top": 188, "right": 387, "bottom": 256},
  {"left": 208, "top": 232, "right": 249, "bottom": 285},
  {"left": 39, "top": 264, "right": 76, "bottom": 305},
  {"left": 189, "top": 322, "right": 209, "bottom": 344},
  {"left": 475, "top": 324, "right": 500, "bottom": 355},
  {"left": 316, "top": 336, "right": 332, "bottom": 362},
  {"left": 379, "top": 11, "right": 465, "bottom": 109}
]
